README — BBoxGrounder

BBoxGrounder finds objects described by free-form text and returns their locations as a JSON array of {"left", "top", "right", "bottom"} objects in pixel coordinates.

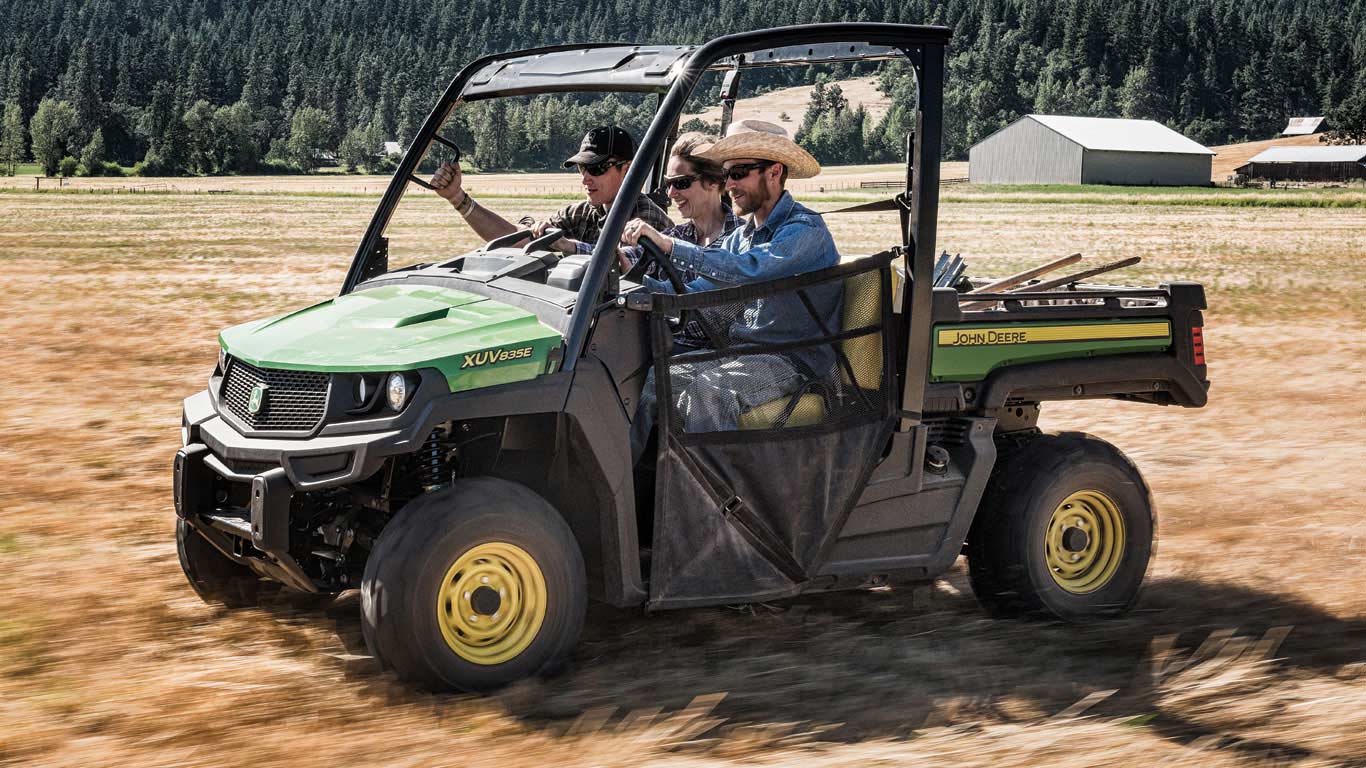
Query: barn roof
[
  {"left": 1247, "top": 146, "right": 1366, "bottom": 163},
  {"left": 1026, "top": 115, "right": 1215, "bottom": 155},
  {"left": 1282, "top": 117, "right": 1327, "bottom": 136}
]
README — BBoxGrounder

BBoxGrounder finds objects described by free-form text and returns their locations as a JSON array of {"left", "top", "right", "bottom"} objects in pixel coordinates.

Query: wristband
[{"left": 456, "top": 190, "right": 475, "bottom": 216}]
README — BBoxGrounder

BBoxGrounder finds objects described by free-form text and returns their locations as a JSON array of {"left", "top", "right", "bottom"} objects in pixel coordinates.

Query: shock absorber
[{"left": 418, "top": 424, "right": 452, "bottom": 492}]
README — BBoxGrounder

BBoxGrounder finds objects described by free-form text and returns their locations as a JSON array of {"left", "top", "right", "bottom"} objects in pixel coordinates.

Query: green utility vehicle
[{"left": 174, "top": 23, "right": 1209, "bottom": 692}]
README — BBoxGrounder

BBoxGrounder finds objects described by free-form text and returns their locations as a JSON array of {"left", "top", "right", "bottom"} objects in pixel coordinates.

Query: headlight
[
  {"left": 217, "top": 345, "right": 228, "bottom": 373},
  {"left": 386, "top": 372, "right": 413, "bottom": 411}
]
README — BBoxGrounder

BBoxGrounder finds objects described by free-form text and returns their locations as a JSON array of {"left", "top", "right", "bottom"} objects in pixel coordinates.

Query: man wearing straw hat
[
  {"left": 620, "top": 119, "right": 835, "bottom": 294},
  {"left": 621, "top": 120, "right": 841, "bottom": 448}
]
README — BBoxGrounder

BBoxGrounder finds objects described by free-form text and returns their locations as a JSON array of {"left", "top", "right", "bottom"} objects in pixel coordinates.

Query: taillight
[{"left": 1191, "top": 326, "right": 1205, "bottom": 365}]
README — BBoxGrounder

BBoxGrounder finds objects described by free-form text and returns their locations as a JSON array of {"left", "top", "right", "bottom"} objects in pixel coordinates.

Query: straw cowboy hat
[{"left": 699, "top": 119, "right": 821, "bottom": 179}]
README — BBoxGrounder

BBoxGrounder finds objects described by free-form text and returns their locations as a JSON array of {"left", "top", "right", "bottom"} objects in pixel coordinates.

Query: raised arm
[{"left": 429, "top": 161, "right": 520, "bottom": 242}]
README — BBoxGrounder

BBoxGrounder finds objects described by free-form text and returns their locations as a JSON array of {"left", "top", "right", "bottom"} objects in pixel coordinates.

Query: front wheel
[
  {"left": 967, "top": 432, "right": 1155, "bottom": 621},
  {"left": 360, "top": 478, "right": 586, "bottom": 691}
]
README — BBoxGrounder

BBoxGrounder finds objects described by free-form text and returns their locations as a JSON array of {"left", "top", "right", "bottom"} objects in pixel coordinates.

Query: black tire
[
  {"left": 966, "top": 432, "right": 1155, "bottom": 622},
  {"left": 360, "top": 477, "right": 586, "bottom": 692},
  {"left": 176, "top": 518, "right": 264, "bottom": 609}
]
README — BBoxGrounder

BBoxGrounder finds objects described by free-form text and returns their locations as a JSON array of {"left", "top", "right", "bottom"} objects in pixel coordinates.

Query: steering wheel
[
  {"left": 623, "top": 237, "right": 688, "bottom": 293},
  {"left": 629, "top": 238, "right": 726, "bottom": 348},
  {"left": 478, "top": 227, "right": 567, "bottom": 267},
  {"left": 522, "top": 227, "right": 565, "bottom": 255}
]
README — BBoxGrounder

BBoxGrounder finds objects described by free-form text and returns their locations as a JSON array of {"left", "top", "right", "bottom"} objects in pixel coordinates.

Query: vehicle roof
[{"left": 459, "top": 32, "right": 949, "bottom": 99}]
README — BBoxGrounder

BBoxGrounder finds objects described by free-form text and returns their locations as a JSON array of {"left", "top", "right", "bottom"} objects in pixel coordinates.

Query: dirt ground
[{"left": 2, "top": 186, "right": 1365, "bottom": 767}]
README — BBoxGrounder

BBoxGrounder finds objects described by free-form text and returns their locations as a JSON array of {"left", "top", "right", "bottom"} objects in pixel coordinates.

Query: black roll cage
[{"left": 341, "top": 22, "right": 951, "bottom": 430}]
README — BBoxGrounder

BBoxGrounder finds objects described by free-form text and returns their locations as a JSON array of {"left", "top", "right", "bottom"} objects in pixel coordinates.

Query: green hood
[{"left": 219, "top": 284, "right": 563, "bottom": 391}]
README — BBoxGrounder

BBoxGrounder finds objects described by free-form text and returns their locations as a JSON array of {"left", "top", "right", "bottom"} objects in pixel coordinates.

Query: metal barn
[
  {"left": 969, "top": 115, "right": 1215, "bottom": 186},
  {"left": 1281, "top": 117, "right": 1328, "bottom": 136},
  {"left": 1237, "top": 146, "right": 1366, "bottom": 182}
]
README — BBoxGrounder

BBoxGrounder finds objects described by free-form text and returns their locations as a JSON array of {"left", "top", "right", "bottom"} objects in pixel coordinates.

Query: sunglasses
[
  {"left": 723, "top": 161, "right": 774, "bottom": 182},
  {"left": 578, "top": 159, "right": 628, "bottom": 177},
  {"left": 663, "top": 174, "right": 700, "bottom": 192}
]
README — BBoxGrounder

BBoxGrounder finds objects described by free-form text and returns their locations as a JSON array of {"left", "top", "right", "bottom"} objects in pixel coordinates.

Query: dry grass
[
  {"left": 1, "top": 187, "right": 1365, "bottom": 767},
  {"left": 685, "top": 76, "right": 890, "bottom": 132},
  {"left": 0, "top": 162, "right": 966, "bottom": 197}
]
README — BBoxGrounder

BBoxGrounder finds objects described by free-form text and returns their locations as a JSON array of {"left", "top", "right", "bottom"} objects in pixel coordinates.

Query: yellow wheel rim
[
  {"left": 436, "top": 542, "right": 547, "bottom": 666},
  {"left": 1044, "top": 490, "right": 1126, "bottom": 594}
]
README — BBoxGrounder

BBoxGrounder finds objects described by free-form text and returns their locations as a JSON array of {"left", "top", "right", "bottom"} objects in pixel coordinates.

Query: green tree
[
  {"left": 29, "top": 98, "right": 77, "bottom": 177},
  {"left": 0, "top": 101, "right": 25, "bottom": 175},
  {"left": 1324, "top": 80, "right": 1366, "bottom": 145},
  {"left": 183, "top": 99, "right": 219, "bottom": 174},
  {"left": 337, "top": 125, "right": 372, "bottom": 172},
  {"left": 214, "top": 102, "right": 259, "bottom": 173},
  {"left": 286, "top": 107, "right": 335, "bottom": 173},
  {"left": 1234, "top": 53, "right": 1285, "bottom": 140},
  {"left": 79, "top": 128, "right": 106, "bottom": 175},
  {"left": 1118, "top": 65, "right": 1160, "bottom": 119}
]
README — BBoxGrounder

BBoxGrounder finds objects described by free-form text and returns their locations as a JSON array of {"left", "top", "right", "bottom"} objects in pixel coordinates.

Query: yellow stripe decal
[{"left": 937, "top": 322, "right": 1170, "bottom": 346}]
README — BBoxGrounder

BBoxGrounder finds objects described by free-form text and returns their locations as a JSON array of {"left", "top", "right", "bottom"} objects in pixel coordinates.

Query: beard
[{"left": 733, "top": 180, "right": 772, "bottom": 216}]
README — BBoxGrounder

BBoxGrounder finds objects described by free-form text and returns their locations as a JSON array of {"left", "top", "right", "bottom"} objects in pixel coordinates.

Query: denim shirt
[
  {"left": 648, "top": 191, "right": 842, "bottom": 363},
  {"left": 654, "top": 191, "right": 838, "bottom": 292}
]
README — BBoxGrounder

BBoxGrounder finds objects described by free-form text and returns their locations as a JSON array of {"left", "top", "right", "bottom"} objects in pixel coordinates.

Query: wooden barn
[
  {"left": 969, "top": 115, "right": 1214, "bottom": 186},
  {"left": 1237, "top": 146, "right": 1366, "bottom": 182}
]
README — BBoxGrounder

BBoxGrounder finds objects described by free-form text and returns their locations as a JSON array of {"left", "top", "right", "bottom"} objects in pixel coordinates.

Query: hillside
[
  {"left": 684, "top": 77, "right": 890, "bottom": 134},
  {"left": 2, "top": 0, "right": 1363, "bottom": 174},
  {"left": 1208, "top": 133, "right": 1327, "bottom": 181}
]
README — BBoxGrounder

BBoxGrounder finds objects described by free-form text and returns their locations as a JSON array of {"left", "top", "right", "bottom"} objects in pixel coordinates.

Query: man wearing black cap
[{"left": 430, "top": 125, "right": 672, "bottom": 255}]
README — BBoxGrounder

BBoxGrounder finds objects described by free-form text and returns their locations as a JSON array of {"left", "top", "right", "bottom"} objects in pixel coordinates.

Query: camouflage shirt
[{"left": 520, "top": 194, "right": 673, "bottom": 254}]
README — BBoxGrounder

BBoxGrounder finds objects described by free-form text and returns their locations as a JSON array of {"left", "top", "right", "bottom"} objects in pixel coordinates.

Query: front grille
[{"left": 221, "top": 357, "right": 329, "bottom": 431}]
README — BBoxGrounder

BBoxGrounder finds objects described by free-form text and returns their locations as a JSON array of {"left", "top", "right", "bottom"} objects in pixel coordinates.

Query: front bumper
[{"left": 175, "top": 389, "right": 420, "bottom": 593}]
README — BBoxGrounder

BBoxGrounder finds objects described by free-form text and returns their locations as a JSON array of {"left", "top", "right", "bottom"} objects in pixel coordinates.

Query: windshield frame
[{"left": 342, "top": 23, "right": 950, "bottom": 416}]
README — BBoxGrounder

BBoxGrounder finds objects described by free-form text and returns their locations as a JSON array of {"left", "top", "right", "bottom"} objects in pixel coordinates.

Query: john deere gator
[{"left": 173, "top": 23, "right": 1209, "bottom": 692}]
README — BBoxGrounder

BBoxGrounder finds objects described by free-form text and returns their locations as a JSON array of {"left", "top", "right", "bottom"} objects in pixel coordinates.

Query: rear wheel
[
  {"left": 176, "top": 518, "right": 264, "bottom": 609},
  {"left": 967, "top": 432, "right": 1155, "bottom": 621},
  {"left": 360, "top": 477, "right": 585, "bottom": 691}
]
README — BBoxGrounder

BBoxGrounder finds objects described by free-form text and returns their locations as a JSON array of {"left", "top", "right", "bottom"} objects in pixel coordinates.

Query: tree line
[{"left": 1, "top": 0, "right": 1364, "bottom": 176}]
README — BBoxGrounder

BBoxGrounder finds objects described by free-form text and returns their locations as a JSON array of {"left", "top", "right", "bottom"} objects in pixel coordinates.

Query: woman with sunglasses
[{"left": 618, "top": 132, "right": 742, "bottom": 281}]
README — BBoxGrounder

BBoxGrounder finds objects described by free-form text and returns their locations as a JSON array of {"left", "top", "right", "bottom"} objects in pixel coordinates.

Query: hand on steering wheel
[
  {"left": 621, "top": 219, "right": 672, "bottom": 254},
  {"left": 630, "top": 238, "right": 725, "bottom": 348},
  {"left": 622, "top": 235, "right": 687, "bottom": 293}
]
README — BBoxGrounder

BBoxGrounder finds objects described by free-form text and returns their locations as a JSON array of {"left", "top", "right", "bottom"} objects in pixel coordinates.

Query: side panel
[
  {"left": 557, "top": 358, "right": 646, "bottom": 607},
  {"left": 931, "top": 319, "right": 1171, "bottom": 383},
  {"left": 968, "top": 118, "right": 1083, "bottom": 185},
  {"left": 1082, "top": 150, "right": 1212, "bottom": 187},
  {"left": 820, "top": 417, "right": 996, "bottom": 580}
]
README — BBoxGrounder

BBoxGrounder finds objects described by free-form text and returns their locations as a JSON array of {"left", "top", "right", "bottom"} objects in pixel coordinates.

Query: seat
[
  {"left": 736, "top": 392, "right": 827, "bottom": 430},
  {"left": 736, "top": 266, "right": 884, "bottom": 429}
]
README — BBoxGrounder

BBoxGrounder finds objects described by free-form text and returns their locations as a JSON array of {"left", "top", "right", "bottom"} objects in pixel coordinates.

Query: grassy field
[{"left": 2, "top": 182, "right": 1365, "bottom": 767}]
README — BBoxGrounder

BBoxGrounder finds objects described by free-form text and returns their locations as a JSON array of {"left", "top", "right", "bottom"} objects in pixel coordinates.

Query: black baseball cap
[{"left": 563, "top": 126, "right": 635, "bottom": 168}]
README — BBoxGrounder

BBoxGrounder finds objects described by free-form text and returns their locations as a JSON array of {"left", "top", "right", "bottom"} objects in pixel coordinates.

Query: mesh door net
[{"left": 647, "top": 253, "right": 897, "bottom": 607}]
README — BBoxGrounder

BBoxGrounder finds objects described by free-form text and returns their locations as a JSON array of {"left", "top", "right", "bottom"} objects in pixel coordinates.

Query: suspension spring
[{"left": 419, "top": 424, "right": 452, "bottom": 492}]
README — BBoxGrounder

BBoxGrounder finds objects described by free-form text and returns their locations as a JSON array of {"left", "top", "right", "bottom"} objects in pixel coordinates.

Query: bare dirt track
[{"left": 1, "top": 185, "right": 1365, "bottom": 767}]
